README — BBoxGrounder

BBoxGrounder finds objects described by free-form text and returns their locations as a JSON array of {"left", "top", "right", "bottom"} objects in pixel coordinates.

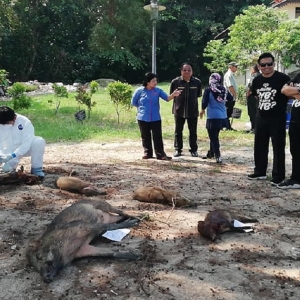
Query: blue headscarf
[{"left": 209, "top": 73, "right": 227, "bottom": 102}]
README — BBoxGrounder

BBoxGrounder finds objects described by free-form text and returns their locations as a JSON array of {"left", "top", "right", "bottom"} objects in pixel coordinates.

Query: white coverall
[{"left": 0, "top": 113, "right": 45, "bottom": 171}]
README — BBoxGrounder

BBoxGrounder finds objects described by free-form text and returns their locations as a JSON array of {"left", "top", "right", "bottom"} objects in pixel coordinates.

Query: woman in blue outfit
[
  {"left": 200, "top": 73, "right": 233, "bottom": 163},
  {"left": 131, "top": 72, "right": 181, "bottom": 160}
]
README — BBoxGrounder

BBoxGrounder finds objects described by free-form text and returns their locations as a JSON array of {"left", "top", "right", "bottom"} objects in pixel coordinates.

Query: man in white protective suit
[{"left": 0, "top": 106, "right": 46, "bottom": 178}]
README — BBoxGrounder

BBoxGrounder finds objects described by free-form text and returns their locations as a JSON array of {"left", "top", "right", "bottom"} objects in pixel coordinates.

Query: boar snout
[{"left": 41, "top": 261, "right": 61, "bottom": 283}]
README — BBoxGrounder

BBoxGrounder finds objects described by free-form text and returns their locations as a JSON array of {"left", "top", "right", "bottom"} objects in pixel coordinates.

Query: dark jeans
[
  {"left": 289, "top": 122, "right": 300, "bottom": 182},
  {"left": 207, "top": 128, "right": 221, "bottom": 157},
  {"left": 247, "top": 95, "right": 257, "bottom": 130},
  {"left": 225, "top": 100, "right": 236, "bottom": 129},
  {"left": 254, "top": 114, "right": 286, "bottom": 181},
  {"left": 174, "top": 117, "right": 198, "bottom": 152},
  {"left": 138, "top": 120, "right": 165, "bottom": 157}
]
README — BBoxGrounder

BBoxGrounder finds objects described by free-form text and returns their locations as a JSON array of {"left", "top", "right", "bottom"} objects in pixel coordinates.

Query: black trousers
[
  {"left": 138, "top": 120, "right": 165, "bottom": 157},
  {"left": 254, "top": 114, "right": 286, "bottom": 181},
  {"left": 174, "top": 117, "right": 198, "bottom": 152},
  {"left": 247, "top": 95, "right": 257, "bottom": 130},
  {"left": 225, "top": 100, "right": 236, "bottom": 128},
  {"left": 289, "top": 121, "right": 300, "bottom": 182},
  {"left": 207, "top": 128, "right": 221, "bottom": 157}
]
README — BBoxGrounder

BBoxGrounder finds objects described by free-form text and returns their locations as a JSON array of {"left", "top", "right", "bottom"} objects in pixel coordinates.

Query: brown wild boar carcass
[
  {"left": 198, "top": 209, "right": 258, "bottom": 241},
  {"left": 55, "top": 176, "right": 107, "bottom": 196},
  {"left": 27, "top": 199, "right": 141, "bottom": 283},
  {"left": 133, "top": 186, "right": 192, "bottom": 207}
]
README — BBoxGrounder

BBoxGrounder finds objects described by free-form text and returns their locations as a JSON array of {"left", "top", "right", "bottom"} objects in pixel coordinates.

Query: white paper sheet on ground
[
  {"left": 233, "top": 219, "right": 254, "bottom": 233},
  {"left": 102, "top": 228, "right": 131, "bottom": 242}
]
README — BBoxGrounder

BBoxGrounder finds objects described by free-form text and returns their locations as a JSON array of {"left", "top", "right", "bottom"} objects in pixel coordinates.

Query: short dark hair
[
  {"left": 258, "top": 52, "right": 275, "bottom": 64},
  {"left": 289, "top": 73, "right": 300, "bottom": 85},
  {"left": 142, "top": 72, "right": 157, "bottom": 87},
  {"left": 0, "top": 106, "right": 16, "bottom": 124},
  {"left": 180, "top": 62, "right": 193, "bottom": 70},
  {"left": 253, "top": 64, "right": 259, "bottom": 73}
]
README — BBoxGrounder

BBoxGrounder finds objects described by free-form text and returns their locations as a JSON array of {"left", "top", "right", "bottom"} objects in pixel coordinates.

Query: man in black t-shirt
[
  {"left": 278, "top": 73, "right": 300, "bottom": 189},
  {"left": 247, "top": 52, "right": 290, "bottom": 185}
]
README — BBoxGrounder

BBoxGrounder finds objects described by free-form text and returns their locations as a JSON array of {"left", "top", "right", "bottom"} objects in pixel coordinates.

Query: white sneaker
[{"left": 277, "top": 179, "right": 300, "bottom": 189}]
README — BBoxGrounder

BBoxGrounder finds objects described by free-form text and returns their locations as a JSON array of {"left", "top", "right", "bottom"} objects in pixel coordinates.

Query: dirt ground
[{"left": 1, "top": 140, "right": 300, "bottom": 300}]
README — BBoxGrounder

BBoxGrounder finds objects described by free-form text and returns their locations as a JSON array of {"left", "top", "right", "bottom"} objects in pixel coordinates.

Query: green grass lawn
[{"left": 4, "top": 83, "right": 255, "bottom": 147}]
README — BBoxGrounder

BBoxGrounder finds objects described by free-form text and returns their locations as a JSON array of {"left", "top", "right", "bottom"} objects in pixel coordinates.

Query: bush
[
  {"left": 237, "top": 85, "right": 247, "bottom": 106},
  {"left": 23, "top": 83, "right": 39, "bottom": 92},
  {"left": 53, "top": 83, "right": 68, "bottom": 115},
  {"left": 107, "top": 81, "right": 133, "bottom": 123},
  {"left": 8, "top": 82, "right": 32, "bottom": 110},
  {"left": 75, "top": 81, "right": 99, "bottom": 119},
  {"left": 0, "top": 69, "right": 10, "bottom": 87},
  {"left": 0, "top": 69, "right": 11, "bottom": 96}
]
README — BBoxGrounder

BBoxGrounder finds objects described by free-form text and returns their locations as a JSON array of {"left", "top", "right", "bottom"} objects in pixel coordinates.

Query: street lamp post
[{"left": 143, "top": 0, "right": 166, "bottom": 74}]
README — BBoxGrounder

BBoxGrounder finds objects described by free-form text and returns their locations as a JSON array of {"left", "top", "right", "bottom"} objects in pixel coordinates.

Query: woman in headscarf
[{"left": 200, "top": 73, "right": 233, "bottom": 163}]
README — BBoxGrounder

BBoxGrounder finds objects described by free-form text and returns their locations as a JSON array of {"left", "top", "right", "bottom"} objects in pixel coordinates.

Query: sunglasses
[{"left": 260, "top": 62, "right": 274, "bottom": 67}]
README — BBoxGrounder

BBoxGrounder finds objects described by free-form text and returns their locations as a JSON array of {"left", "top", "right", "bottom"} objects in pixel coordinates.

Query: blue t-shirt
[
  {"left": 131, "top": 86, "right": 169, "bottom": 122},
  {"left": 202, "top": 88, "right": 232, "bottom": 119}
]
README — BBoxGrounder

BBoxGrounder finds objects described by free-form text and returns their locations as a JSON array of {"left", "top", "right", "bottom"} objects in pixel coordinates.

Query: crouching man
[{"left": 0, "top": 106, "right": 46, "bottom": 178}]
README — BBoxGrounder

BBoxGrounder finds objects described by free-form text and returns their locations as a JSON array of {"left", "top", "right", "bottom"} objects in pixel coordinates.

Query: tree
[
  {"left": 75, "top": 81, "right": 99, "bottom": 119},
  {"left": 203, "top": 5, "right": 299, "bottom": 72},
  {"left": 107, "top": 81, "right": 132, "bottom": 124},
  {"left": 53, "top": 84, "right": 68, "bottom": 115}
]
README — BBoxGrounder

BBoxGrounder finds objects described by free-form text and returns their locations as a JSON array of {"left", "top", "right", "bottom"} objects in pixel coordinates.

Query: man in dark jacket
[{"left": 170, "top": 63, "right": 202, "bottom": 157}]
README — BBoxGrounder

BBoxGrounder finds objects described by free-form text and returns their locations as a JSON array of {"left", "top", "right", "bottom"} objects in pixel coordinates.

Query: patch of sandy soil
[{"left": 1, "top": 140, "right": 300, "bottom": 300}]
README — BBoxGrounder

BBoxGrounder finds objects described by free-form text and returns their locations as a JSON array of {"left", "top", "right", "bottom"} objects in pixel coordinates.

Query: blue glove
[
  {"left": 2, "top": 163, "right": 14, "bottom": 173},
  {"left": 0, "top": 153, "right": 16, "bottom": 163}
]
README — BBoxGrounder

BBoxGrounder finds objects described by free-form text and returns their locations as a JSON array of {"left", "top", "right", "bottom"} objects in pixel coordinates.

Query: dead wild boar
[
  {"left": 198, "top": 209, "right": 258, "bottom": 241},
  {"left": 55, "top": 176, "right": 107, "bottom": 196},
  {"left": 133, "top": 186, "right": 192, "bottom": 207},
  {"left": 27, "top": 199, "right": 141, "bottom": 283}
]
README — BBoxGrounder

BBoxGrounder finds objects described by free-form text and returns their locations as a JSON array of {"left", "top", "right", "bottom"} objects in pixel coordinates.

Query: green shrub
[
  {"left": 0, "top": 69, "right": 10, "bottom": 87},
  {"left": 90, "top": 80, "right": 99, "bottom": 94},
  {"left": 23, "top": 84, "right": 39, "bottom": 92},
  {"left": 237, "top": 85, "right": 247, "bottom": 106},
  {"left": 75, "top": 81, "right": 99, "bottom": 119},
  {"left": 8, "top": 82, "right": 32, "bottom": 110},
  {"left": 53, "top": 83, "right": 68, "bottom": 115},
  {"left": 107, "top": 81, "right": 133, "bottom": 123}
]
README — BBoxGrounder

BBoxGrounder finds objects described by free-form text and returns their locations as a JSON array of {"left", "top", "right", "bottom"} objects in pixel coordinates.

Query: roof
[{"left": 272, "top": 0, "right": 300, "bottom": 8}]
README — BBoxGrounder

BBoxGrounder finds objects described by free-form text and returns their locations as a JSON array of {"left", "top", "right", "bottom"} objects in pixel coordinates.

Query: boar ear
[
  {"left": 46, "top": 250, "right": 54, "bottom": 263},
  {"left": 28, "top": 239, "right": 41, "bottom": 250}
]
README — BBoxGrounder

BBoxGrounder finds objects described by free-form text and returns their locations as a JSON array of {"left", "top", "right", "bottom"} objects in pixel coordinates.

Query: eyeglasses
[
  {"left": 182, "top": 69, "right": 192, "bottom": 72},
  {"left": 260, "top": 62, "right": 274, "bottom": 67}
]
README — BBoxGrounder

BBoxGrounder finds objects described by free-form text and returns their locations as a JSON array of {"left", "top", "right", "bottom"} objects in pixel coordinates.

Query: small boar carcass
[
  {"left": 27, "top": 199, "right": 141, "bottom": 283},
  {"left": 133, "top": 186, "right": 192, "bottom": 207},
  {"left": 198, "top": 209, "right": 258, "bottom": 241},
  {"left": 55, "top": 176, "right": 106, "bottom": 196}
]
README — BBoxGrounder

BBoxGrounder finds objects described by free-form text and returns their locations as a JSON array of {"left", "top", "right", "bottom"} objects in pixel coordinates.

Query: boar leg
[
  {"left": 75, "top": 243, "right": 141, "bottom": 260},
  {"left": 98, "top": 218, "right": 140, "bottom": 231},
  {"left": 92, "top": 200, "right": 138, "bottom": 219}
]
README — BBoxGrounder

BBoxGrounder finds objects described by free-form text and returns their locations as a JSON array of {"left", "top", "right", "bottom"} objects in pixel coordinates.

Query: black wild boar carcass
[{"left": 27, "top": 199, "right": 141, "bottom": 282}]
